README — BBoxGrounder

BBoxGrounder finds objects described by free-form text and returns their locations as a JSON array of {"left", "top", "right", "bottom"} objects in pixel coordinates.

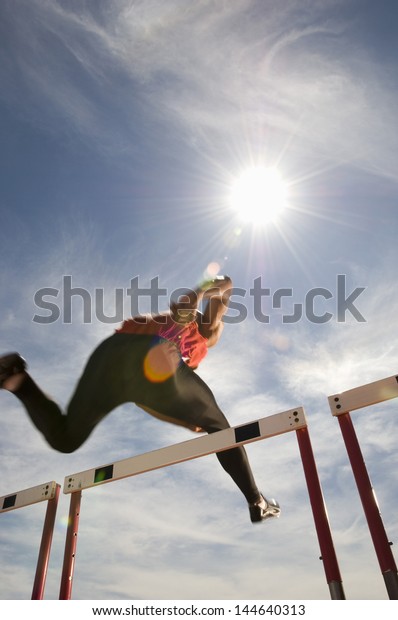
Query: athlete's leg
[
  {"left": 1, "top": 334, "right": 156, "bottom": 453},
  {"left": 135, "top": 360, "right": 262, "bottom": 504},
  {"left": 1, "top": 352, "right": 72, "bottom": 451}
]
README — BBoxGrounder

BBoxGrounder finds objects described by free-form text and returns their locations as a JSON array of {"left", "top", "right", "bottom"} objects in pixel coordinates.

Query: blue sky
[{"left": 1, "top": 0, "right": 398, "bottom": 601}]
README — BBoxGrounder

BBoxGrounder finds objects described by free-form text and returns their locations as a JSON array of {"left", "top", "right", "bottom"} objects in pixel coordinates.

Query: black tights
[{"left": 14, "top": 333, "right": 260, "bottom": 504}]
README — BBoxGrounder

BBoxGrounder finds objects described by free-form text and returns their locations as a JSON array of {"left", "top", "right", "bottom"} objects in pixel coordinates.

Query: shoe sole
[{"left": 250, "top": 498, "right": 281, "bottom": 523}]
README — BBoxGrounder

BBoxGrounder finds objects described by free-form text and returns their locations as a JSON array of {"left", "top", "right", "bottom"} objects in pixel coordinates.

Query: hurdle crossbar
[
  {"left": 64, "top": 408, "right": 306, "bottom": 493},
  {"left": 1, "top": 481, "right": 58, "bottom": 513},
  {"left": 329, "top": 373, "right": 398, "bottom": 416},
  {"left": 328, "top": 374, "right": 398, "bottom": 600},
  {"left": 0, "top": 480, "right": 60, "bottom": 599},
  {"left": 60, "top": 407, "right": 345, "bottom": 600}
]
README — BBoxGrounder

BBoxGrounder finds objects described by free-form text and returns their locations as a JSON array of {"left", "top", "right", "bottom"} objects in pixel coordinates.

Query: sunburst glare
[{"left": 230, "top": 166, "right": 288, "bottom": 226}]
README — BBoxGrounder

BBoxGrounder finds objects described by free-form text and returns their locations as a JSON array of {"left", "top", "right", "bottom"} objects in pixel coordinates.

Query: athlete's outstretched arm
[{"left": 196, "top": 276, "right": 233, "bottom": 347}]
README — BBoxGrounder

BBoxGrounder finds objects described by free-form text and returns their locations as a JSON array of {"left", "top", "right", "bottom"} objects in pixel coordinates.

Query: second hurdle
[{"left": 59, "top": 407, "right": 345, "bottom": 600}]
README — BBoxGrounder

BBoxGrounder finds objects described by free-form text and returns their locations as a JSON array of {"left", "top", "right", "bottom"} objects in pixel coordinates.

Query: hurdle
[
  {"left": 0, "top": 480, "right": 60, "bottom": 599},
  {"left": 329, "top": 374, "right": 398, "bottom": 600},
  {"left": 60, "top": 407, "right": 345, "bottom": 600}
]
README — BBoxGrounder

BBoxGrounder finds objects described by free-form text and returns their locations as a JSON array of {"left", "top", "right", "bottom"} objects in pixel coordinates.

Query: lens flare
[
  {"left": 143, "top": 342, "right": 180, "bottom": 383},
  {"left": 204, "top": 261, "right": 220, "bottom": 279}
]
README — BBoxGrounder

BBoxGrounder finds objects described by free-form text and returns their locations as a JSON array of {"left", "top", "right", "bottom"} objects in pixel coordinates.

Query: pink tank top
[{"left": 115, "top": 315, "right": 208, "bottom": 369}]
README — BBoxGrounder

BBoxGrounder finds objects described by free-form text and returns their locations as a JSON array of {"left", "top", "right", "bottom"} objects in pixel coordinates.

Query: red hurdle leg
[
  {"left": 337, "top": 412, "right": 398, "bottom": 600},
  {"left": 296, "top": 427, "right": 345, "bottom": 600},
  {"left": 59, "top": 490, "right": 82, "bottom": 600},
  {"left": 31, "top": 483, "right": 60, "bottom": 599}
]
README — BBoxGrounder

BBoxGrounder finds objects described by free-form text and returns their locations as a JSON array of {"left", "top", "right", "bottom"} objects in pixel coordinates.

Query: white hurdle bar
[
  {"left": 329, "top": 373, "right": 398, "bottom": 415},
  {"left": 328, "top": 374, "right": 398, "bottom": 600},
  {"left": 0, "top": 480, "right": 60, "bottom": 599},
  {"left": 60, "top": 408, "right": 345, "bottom": 600},
  {"left": 64, "top": 408, "right": 306, "bottom": 493}
]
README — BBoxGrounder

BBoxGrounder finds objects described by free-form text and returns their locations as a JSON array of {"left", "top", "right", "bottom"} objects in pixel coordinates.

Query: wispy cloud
[{"left": 2, "top": 0, "right": 397, "bottom": 179}]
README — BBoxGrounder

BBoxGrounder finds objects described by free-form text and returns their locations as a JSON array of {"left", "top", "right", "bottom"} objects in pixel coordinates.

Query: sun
[{"left": 230, "top": 166, "right": 288, "bottom": 225}]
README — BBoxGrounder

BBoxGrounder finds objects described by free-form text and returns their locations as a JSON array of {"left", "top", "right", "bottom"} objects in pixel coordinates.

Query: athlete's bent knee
[{"left": 46, "top": 432, "right": 83, "bottom": 454}]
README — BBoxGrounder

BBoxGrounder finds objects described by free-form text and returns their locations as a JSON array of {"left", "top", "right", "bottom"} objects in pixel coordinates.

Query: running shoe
[
  {"left": 249, "top": 494, "right": 281, "bottom": 523},
  {"left": 0, "top": 352, "right": 27, "bottom": 388}
]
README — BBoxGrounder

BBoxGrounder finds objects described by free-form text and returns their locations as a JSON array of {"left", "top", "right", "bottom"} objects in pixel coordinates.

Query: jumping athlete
[{"left": 0, "top": 275, "right": 280, "bottom": 523}]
